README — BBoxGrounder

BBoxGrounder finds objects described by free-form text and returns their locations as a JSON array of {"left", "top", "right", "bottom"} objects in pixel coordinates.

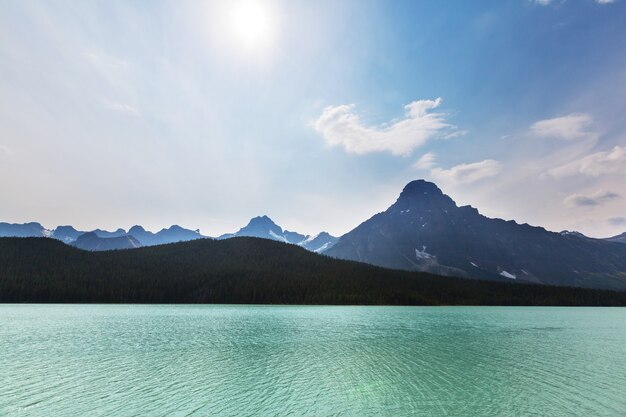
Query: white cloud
[
  {"left": 548, "top": 145, "right": 626, "bottom": 178},
  {"left": 314, "top": 98, "right": 454, "bottom": 156},
  {"left": 430, "top": 159, "right": 501, "bottom": 185},
  {"left": 596, "top": 0, "right": 616, "bottom": 4},
  {"left": 534, "top": 0, "right": 553, "bottom": 5},
  {"left": 564, "top": 190, "right": 620, "bottom": 207},
  {"left": 531, "top": 113, "right": 593, "bottom": 140},
  {"left": 414, "top": 152, "right": 437, "bottom": 170},
  {"left": 105, "top": 101, "right": 139, "bottom": 115}
]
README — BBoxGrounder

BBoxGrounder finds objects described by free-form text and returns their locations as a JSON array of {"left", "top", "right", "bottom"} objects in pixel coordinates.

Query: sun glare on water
[{"left": 230, "top": 1, "right": 275, "bottom": 50}]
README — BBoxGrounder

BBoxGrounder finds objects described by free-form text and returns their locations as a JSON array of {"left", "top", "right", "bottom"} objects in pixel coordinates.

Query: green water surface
[{"left": 1, "top": 305, "right": 625, "bottom": 416}]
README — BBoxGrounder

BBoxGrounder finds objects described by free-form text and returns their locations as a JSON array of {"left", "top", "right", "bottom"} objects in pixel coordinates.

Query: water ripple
[{"left": 1, "top": 305, "right": 625, "bottom": 416}]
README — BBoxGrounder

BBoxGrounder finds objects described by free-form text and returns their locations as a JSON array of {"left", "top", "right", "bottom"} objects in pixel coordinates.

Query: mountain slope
[
  {"left": 326, "top": 180, "right": 626, "bottom": 290},
  {"left": 71, "top": 232, "right": 142, "bottom": 251},
  {"left": 606, "top": 232, "right": 626, "bottom": 245},
  {"left": 1, "top": 237, "right": 625, "bottom": 305}
]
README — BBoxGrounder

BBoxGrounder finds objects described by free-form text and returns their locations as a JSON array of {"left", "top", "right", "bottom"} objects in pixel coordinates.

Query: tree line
[{"left": 1, "top": 237, "right": 625, "bottom": 306}]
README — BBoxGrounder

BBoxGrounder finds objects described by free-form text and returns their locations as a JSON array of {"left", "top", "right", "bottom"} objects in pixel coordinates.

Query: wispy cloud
[
  {"left": 0, "top": 145, "right": 13, "bottom": 156},
  {"left": 314, "top": 98, "right": 454, "bottom": 156},
  {"left": 531, "top": 113, "right": 593, "bottom": 140},
  {"left": 564, "top": 190, "right": 620, "bottom": 207},
  {"left": 548, "top": 145, "right": 626, "bottom": 178},
  {"left": 608, "top": 217, "right": 626, "bottom": 226},
  {"left": 105, "top": 101, "right": 139, "bottom": 116},
  {"left": 596, "top": 0, "right": 616, "bottom": 4},
  {"left": 431, "top": 159, "right": 501, "bottom": 186},
  {"left": 413, "top": 152, "right": 437, "bottom": 170}
]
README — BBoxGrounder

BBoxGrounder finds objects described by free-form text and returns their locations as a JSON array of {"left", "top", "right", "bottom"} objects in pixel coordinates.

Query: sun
[{"left": 230, "top": 1, "right": 275, "bottom": 49}]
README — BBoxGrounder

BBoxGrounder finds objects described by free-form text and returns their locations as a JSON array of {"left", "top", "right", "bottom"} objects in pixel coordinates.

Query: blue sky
[{"left": 1, "top": 0, "right": 625, "bottom": 237}]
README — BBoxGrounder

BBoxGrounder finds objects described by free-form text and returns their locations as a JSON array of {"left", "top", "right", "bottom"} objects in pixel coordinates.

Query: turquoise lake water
[{"left": 1, "top": 305, "right": 625, "bottom": 416}]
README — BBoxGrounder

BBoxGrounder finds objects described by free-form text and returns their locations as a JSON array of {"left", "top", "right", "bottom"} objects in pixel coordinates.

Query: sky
[{"left": 0, "top": 0, "right": 625, "bottom": 238}]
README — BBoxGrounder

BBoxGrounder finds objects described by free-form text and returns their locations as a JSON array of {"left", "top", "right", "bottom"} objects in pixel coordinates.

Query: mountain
[
  {"left": 219, "top": 215, "right": 292, "bottom": 241},
  {"left": 92, "top": 228, "right": 127, "bottom": 238},
  {"left": 559, "top": 230, "right": 591, "bottom": 239},
  {"left": 52, "top": 225, "right": 85, "bottom": 243},
  {"left": 326, "top": 180, "right": 626, "bottom": 290},
  {"left": 153, "top": 225, "right": 204, "bottom": 244},
  {"left": 0, "top": 222, "right": 48, "bottom": 237},
  {"left": 218, "top": 215, "right": 337, "bottom": 252},
  {"left": 299, "top": 232, "right": 339, "bottom": 253},
  {"left": 127, "top": 225, "right": 204, "bottom": 246},
  {"left": 606, "top": 232, "right": 626, "bottom": 245},
  {"left": 1, "top": 236, "right": 625, "bottom": 305},
  {"left": 71, "top": 232, "right": 142, "bottom": 251}
]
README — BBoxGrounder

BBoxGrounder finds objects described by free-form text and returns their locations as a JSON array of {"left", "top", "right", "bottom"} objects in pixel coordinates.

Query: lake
[{"left": 1, "top": 305, "right": 625, "bottom": 416}]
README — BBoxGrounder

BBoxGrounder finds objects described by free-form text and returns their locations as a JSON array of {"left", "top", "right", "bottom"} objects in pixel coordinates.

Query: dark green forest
[{"left": 1, "top": 237, "right": 625, "bottom": 305}]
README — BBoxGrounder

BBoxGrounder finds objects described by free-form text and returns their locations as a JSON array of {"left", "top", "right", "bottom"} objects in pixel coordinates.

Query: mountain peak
[
  {"left": 247, "top": 215, "right": 279, "bottom": 228},
  {"left": 391, "top": 179, "right": 456, "bottom": 211},
  {"left": 400, "top": 179, "right": 443, "bottom": 196}
]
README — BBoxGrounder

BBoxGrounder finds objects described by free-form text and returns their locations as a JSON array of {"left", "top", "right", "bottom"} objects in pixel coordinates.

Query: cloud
[
  {"left": 430, "top": 159, "right": 501, "bottom": 185},
  {"left": 596, "top": 0, "right": 616, "bottom": 4},
  {"left": 548, "top": 145, "right": 626, "bottom": 178},
  {"left": 531, "top": 113, "right": 593, "bottom": 140},
  {"left": 105, "top": 101, "right": 139, "bottom": 115},
  {"left": 314, "top": 98, "right": 454, "bottom": 156},
  {"left": 414, "top": 152, "right": 437, "bottom": 170},
  {"left": 608, "top": 217, "right": 626, "bottom": 226},
  {"left": 564, "top": 190, "right": 620, "bottom": 207},
  {"left": 0, "top": 145, "right": 13, "bottom": 156},
  {"left": 533, "top": 0, "right": 553, "bottom": 5}
]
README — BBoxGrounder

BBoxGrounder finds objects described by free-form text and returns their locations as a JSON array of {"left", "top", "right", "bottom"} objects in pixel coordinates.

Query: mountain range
[
  {"left": 1, "top": 179, "right": 625, "bottom": 289},
  {"left": 0, "top": 216, "right": 337, "bottom": 253},
  {"left": 0, "top": 222, "right": 205, "bottom": 250}
]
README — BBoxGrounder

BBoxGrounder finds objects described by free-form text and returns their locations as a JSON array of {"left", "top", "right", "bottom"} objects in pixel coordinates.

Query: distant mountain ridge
[
  {"left": 0, "top": 222, "right": 205, "bottom": 249},
  {"left": 0, "top": 222, "right": 51, "bottom": 238},
  {"left": 72, "top": 232, "right": 142, "bottom": 251},
  {"left": 325, "top": 180, "right": 626, "bottom": 290},
  {"left": 0, "top": 217, "right": 337, "bottom": 253}
]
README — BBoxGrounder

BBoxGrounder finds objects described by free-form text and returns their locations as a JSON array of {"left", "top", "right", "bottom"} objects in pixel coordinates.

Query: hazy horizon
[{"left": 1, "top": 0, "right": 625, "bottom": 238}]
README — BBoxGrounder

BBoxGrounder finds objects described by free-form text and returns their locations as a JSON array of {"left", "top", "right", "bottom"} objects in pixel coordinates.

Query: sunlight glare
[{"left": 230, "top": 1, "right": 275, "bottom": 49}]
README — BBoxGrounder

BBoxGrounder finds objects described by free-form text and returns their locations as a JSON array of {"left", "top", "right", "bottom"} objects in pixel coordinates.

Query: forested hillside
[{"left": 1, "top": 237, "right": 625, "bottom": 305}]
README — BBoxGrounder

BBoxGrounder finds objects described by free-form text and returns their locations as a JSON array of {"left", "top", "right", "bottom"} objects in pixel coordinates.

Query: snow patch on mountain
[
  {"left": 269, "top": 230, "right": 288, "bottom": 243},
  {"left": 415, "top": 246, "right": 434, "bottom": 260},
  {"left": 500, "top": 270, "right": 516, "bottom": 279}
]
